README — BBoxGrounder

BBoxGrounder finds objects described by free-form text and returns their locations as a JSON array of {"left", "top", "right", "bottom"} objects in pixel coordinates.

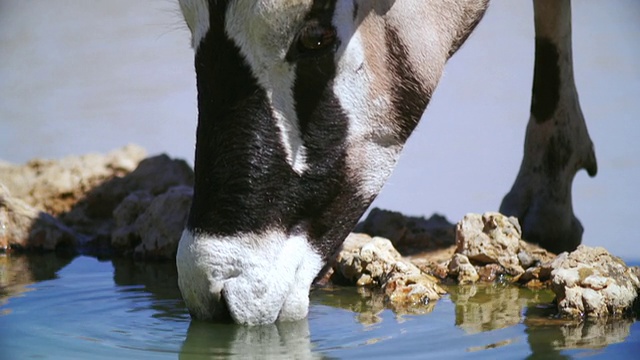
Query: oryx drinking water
[{"left": 176, "top": 0, "right": 597, "bottom": 325}]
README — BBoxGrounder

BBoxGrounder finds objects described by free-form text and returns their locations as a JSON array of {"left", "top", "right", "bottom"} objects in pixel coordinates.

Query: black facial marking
[
  {"left": 290, "top": 0, "right": 369, "bottom": 257},
  {"left": 189, "top": 0, "right": 370, "bottom": 259},
  {"left": 384, "top": 23, "right": 431, "bottom": 142},
  {"left": 188, "top": 1, "right": 296, "bottom": 236},
  {"left": 287, "top": 1, "right": 340, "bottom": 62},
  {"left": 531, "top": 37, "right": 561, "bottom": 123}
]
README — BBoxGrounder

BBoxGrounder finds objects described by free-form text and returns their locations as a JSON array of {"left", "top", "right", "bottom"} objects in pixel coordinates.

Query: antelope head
[{"left": 176, "top": 0, "right": 488, "bottom": 325}]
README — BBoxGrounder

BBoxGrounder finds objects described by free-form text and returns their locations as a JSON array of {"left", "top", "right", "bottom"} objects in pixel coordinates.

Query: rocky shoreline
[{"left": 1, "top": 146, "right": 638, "bottom": 319}]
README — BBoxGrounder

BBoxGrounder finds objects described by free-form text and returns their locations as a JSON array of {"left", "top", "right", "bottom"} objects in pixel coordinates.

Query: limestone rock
[
  {"left": 58, "top": 153, "right": 193, "bottom": 254},
  {"left": 111, "top": 190, "right": 155, "bottom": 252},
  {"left": 408, "top": 245, "right": 456, "bottom": 280},
  {"left": 0, "top": 146, "right": 194, "bottom": 256},
  {"left": 455, "top": 212, "right": 524, "bottom": 275},
  {"left": 517, "top": 260, "right": 556, "bottom": 289},
  {"left": 632, "top": 266, "right": 640, "bottom": 284},
  {"left": 332, "top": 233, "right": 402, "bottom": 286},
  {"left": 61, "top": 153, "right": 194, "bottom": 235},
  {"left": 331, "top": 233, "right": 445, "bottom": 306},
  {"left": 0, "top": 145, "right": 146, "bottom": 215},
  {"left": 132, "top": 186, "right": 192, "bottom": 259},
  {"left": 383, "top": 261, "right": 446, "bottom": 306},
  {"left": 448, "top": 253, "right": 479, "bottom": 284},
  {"left": 0, "top": 184, "right": 80, "bottom": 252},
  {"left": 550, "top": 245, "right": 639, "bottom": 318},
  {"left": 451, "top": 212, "right": 556, "bottom": 285}
]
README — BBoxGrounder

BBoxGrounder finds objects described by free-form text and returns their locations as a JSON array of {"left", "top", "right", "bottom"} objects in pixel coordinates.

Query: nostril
[{"left": 214, "top": 288, "right": 233, "bottom": 324}]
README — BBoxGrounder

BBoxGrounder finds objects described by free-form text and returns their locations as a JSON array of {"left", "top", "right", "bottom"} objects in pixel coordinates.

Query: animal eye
[{"left": 298, "top": 21, "right": 336, "bottom": 52}]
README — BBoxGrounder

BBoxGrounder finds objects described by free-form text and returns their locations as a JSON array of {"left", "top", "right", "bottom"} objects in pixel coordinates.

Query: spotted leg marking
[{"left": 500, "top": 0, "right": 597, "bottom": 254}]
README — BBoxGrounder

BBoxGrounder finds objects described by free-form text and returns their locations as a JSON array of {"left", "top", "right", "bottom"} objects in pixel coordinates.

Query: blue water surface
[{"left": 1, "top": 255, "right": 638, "bottom": 359}]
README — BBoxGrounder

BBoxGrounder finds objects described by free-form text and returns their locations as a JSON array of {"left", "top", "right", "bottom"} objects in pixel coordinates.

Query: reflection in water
[
  {"left": 449, "top": 282, "right": 635, "bottom": 357},
  {"left": 111, "top": 258, "right": 188, "bottom": 320},
  {"left": 315, "top": 286, "right": 436, "bottom": 326},
  {"left": 0, "top": 255, "right": 637, "bottom": 358},
  {"left": 110, "top": 258, "right": 322, "bottom": 359},
  {"left": 0, "top": 253, "right": 73, "bottom": 309},
  {"left": 525, "top": 316, "right": 634, "bottom": 359},
  {"left": 450, "top": 283, "right": 555, "bottom": 334},
  {"left": 181, "top": 320, "right": 322, "bottom": 360}
]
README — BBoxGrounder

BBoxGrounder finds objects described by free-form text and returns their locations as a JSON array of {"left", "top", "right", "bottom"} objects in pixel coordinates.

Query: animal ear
[{"left": 178, "top": 0, "right": 211, "bottom": 49}]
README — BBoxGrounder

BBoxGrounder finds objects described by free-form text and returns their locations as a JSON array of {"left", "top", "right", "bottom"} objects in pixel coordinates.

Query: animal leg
[{"left": 500, "top": 0, "right": 597, "bottom": 254}]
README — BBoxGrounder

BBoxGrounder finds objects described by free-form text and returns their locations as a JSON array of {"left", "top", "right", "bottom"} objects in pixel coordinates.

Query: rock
[
  {"left": 517, "top": 260, "right": 555, "bottom": 289},
  {"left": 332, "top": 233, "right": 401, "bottom": 287},
  {"left": 132, "top": 186, "right": 192, "bottom": 260},
  {"left": 55, "top": 153, "right": 194, "bottom": 255},
  {"left": 448, "top": 253, "right": 479, "bottom": 284},
  {"left": 550, "top": 245, "right": 639, "bottom": 318},
  {"left": 476, "top": 263, "right": 504, "bottom": 283},
  {"left": 407, "top": 245, "right": 456, "bottom": 280},
  {"left": 0, "top": 146, "right": 194, "bottom": 256},
  {"left": 0, "top": 145, "right": 146, "bottom": 215},
  {"left": 331, "top": 233, "right": 446, "bottom": 306},
  {"left": 111, "top": 191, "right": 156, "bottom": 252},
  {"left": 632, "top": 266, "right": 640, "bottom": 284},
  {"left": 452, "top": 213, "right": 556, "bottom": 284},
  {"left": 519, "top": 240, "right": 557, "bottom": 266},
  {"left": 61, "top": 154, "right": 194, "bottom": 235},
  {"left": 455, "top": 212, "right": 524, "bottom": 275},
  {"left": 0, "top": 184, "right": 81, "bottom": 252},
  {"left": 356, "top": 208, "right": 455, "bottom": 254},
  {"left": 383, "top": 262, "right": 446, "bottom": 306}
]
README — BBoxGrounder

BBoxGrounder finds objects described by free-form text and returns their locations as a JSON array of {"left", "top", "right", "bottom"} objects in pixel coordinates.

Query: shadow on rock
[
  {"left": 0, "top": 145, "right": 194, "bottom": 260},
  {"left": 355, "top": 208, "right": 456, "bottom": 255}
]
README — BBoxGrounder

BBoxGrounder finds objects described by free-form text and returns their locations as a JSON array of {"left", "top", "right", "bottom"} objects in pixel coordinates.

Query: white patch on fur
[
  {"left": 178, "top": 0, "right": 210, "bottom": 49},
  {"left": 224, "top": 1, "right": 313, "bottom": 174},
  {"left": 176, "top": 229, "right": 323, "bottom": 325},
  {"left": 333, "top": 0, "right": 402, "bottom": 199}
]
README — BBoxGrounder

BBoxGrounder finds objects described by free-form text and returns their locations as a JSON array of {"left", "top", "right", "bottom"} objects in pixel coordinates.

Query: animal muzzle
[{"left": 176, "top": 229, "right": 323, "bottom": 325}]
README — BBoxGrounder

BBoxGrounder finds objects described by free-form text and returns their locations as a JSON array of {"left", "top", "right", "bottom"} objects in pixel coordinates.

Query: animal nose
[
  {"left": 177, "top": 229, "right": 324, "bottom": 325},
  {"left": 213, "top": 289, "right": 233, "bottom": 323}
]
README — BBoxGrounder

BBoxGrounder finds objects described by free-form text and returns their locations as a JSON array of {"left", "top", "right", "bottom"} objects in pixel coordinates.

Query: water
[
  {"left": 1, "top": 255, "right": 639, "bottom": 359},
  {"left": 1, "top": 1, "right": 639, "bottom": 358}
]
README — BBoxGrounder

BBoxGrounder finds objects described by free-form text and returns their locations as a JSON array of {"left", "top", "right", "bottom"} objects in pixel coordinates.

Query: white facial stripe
[
  {"left": 176, "top": 228, "right": 323, "bottom": 325},
  {"left": 178, "top": 0, "right": 210, "bottom": 49},
  {"left": 333, "top": 0, "right": 402, "bottom": 199},
  {"left": 225, "top": 1, "right": 313, "bottom": 174},
  {"left": 268, "top": 69, "right": 309, "bottom": 174}
]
